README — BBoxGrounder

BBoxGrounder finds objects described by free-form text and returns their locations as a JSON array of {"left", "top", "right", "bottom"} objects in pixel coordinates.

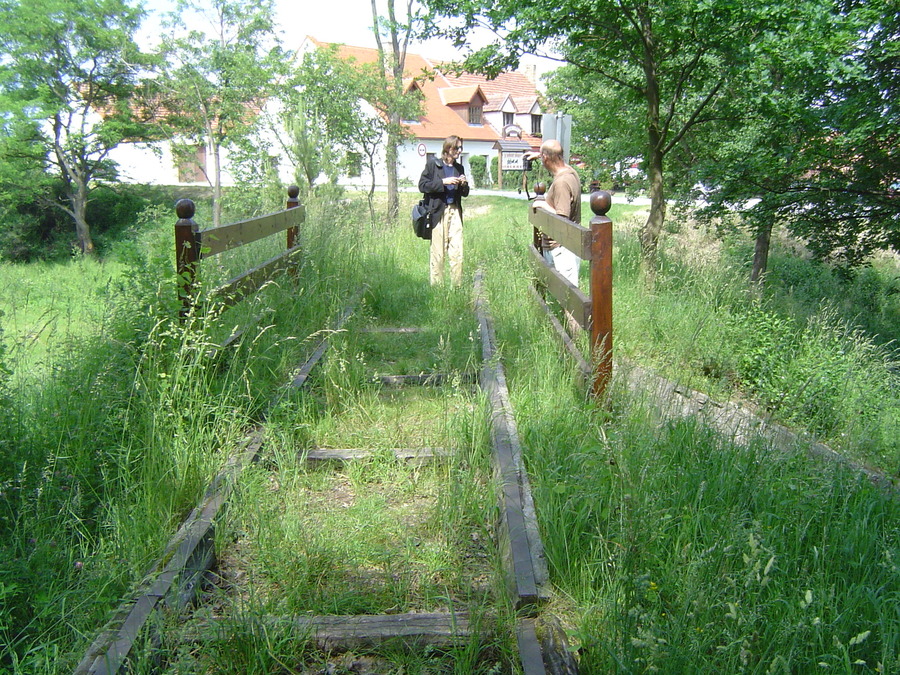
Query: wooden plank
[
  {"left": 182, "top": 612, "right": 485, "bottom": 652},
  {"left": 538, "top": 616, "right": 580, "bottom": 675},
  {"left": 74, "top": 431, "right": 266, "bottom": 675},
  {"left": 517, "top": 619, "right": 549, "bottom": 675},
  {"left": 302, "top": 447, "right": 447, "bottom": 463},
  {"left": 528, "top": 246, "right": 590, "bottom": 329},
  {"left": 528, "top": 285, "right": 592, "bottom": 385},
  {"left": 376, "top": 372, "right": 479, "bottom": 387},
  {"left": 474, "top": 272, "right": 550, "bottom": 611},
  {"left": 209, "top": 245, "right": 300, "bottom": 309},
  {"left": 359, "top": 326, "right": 424, "bottom": 334},
  {"left": 528, "top": 207, "right": 591, "bottom": 258},
  {"left": 200, "top": 206, "right": 305, "bottom": 257},
  {"left": 289, "top": 286, "right": 367, "bottom": 389}
]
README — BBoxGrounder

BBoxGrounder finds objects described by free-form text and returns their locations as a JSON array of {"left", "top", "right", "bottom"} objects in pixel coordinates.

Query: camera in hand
[{"left": 523, "top": 154, "right": 534, "bottom": 171}]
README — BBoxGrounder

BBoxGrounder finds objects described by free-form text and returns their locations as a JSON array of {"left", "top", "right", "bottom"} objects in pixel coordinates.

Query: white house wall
[{"left": 109, "top": 140, "right": 238, "bottom": 187}]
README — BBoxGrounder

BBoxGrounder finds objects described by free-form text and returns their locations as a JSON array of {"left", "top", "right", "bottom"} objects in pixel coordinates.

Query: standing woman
[{"left": 418, "top": 135, "right": 469, "bottom": 286}]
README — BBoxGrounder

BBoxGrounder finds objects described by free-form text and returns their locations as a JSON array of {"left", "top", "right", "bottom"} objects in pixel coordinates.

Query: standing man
[
  {"left": 525, "top": 139, "right": 581, "bottom": 286},
  {"left": 418, "top": 135, "right": 469, "bottom": 286}
]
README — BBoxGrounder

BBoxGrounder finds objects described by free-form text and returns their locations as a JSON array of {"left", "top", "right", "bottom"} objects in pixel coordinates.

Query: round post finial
[
  {"left": 287, "top": 185, "right": 300, "bottom": 199},
  {"left": 534, "top": 182, "right": 547, "bottom": 199},
  {"left": 175, "top": 199, "right": 196, "bottom": 220},
  {"left": 590, "top": 190, "right": 612, "bottom": 216}
]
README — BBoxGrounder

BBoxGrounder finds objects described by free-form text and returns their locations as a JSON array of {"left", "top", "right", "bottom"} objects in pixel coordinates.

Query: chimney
[{"left": 522, "top": 64, "right": 537, "bottom": 85}]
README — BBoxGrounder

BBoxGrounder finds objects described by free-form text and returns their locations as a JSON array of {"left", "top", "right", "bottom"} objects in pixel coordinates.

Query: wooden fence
[
  {"left": 528, "top": 187, "right": 613, "bottom": 398},
  {"left": 174, "top": 185, "right": 305, "bottom": 320}
]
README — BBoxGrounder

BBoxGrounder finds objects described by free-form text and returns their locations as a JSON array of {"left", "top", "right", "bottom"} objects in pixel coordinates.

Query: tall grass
[{"left": 1, "top": 188, "right": 898, "bottom": 672}]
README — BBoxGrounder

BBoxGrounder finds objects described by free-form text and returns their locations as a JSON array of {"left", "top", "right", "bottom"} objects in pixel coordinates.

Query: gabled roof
[
  {"left": 301, "top": 37, "right": 543, "bottom": 145},
  {"left": 439, "top": 85, "right": 488, "bottom": 106}
]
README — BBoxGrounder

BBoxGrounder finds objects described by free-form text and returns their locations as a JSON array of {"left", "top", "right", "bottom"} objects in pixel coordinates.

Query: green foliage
[
  {"left": 159, "top": 0, "right": 287, "bottom": 226},
  {"left": 468, "top": 154, "right": 487, "bottom": 188},
  {"left": 688, "top": 0, "right": 899, "bottom": 269},
  {"left": 0, "top": 0, "right": 157, "bottom": 253},
  {"left": 0, "top": 183, "right": 166, "bottom": 262},
  {"left": 1, "top": 190, "right": 898, "bottom": 671}
]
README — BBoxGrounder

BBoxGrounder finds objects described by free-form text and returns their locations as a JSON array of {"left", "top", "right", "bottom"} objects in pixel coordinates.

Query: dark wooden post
[
  {"left": 532, "top": 182, "right": 547, "bottom": 253},
  {"left": 174, "top": 198, "right": 199, "bottom": 319},
  {"left": 286, "top": 184, "right": 300, "bottom": 250},
  {"left": 589, "top": 191, "right": 613, "bottom": 399}
]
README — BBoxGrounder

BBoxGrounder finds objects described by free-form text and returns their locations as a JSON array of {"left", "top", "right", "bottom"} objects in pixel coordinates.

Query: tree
[
  {"left": 285, "top": 44, "right": 421, "bottom": 224},
  {"left": 159, "top": 0, "right": 286, "bottom": 227},
  {"left": 0, "top": 0, "right": 155, "bottom": 254},
  {"left": 693, "top": 0, "right": 899, "bottom": 277},
  {"left": 422, "top": 0, "right": 843, "bottom": 268},
  {"left": 371, "top": 0, "right": 415, "bottom": 221}
]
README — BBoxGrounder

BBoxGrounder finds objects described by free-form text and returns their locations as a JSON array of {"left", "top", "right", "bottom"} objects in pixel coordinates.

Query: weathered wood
[
  {"left": 289, "top": 286, "right": 366, "bottom": 389},
  {"left": 286, "top": 184, "right": 300, "bottom": 250},
  {"left": 359, "top": 326, "right": 424, "bottom": 334},
  {"left": 517, "top": 619, "right": 550, "bottom": 675},
  {"left": 302, "top": 447, "right": 447, "bottom": 463},
  {"left": 620, "top": 357, "right": 899, "bottom": 494},
  {"left": 537, "top": 616, "right": 580, "bottom": 675},
  {"left": 474, "top": 272, "right": 550, "bottom": 612},
  {"left": 376, "top": 372, "right": 479, "bottom": 387},
  {"left": 199, "top": 206, "right": 305, "bottom": 258},
  {"left": 528, "top": 246, "right": 591, "bottom": 328},
  {"left": 175, "top": 187, "right": 304, "bottom": 323},
  {"left": 74, "top": 431, "right": 266, "bottom": 675},
  {"left": 588, "top": 192, "right": 613, "bottom": 398},
  {"left": 528, "top": 205, "right": 591, "bottom": 259},
  {"left": 208, "top": 245, "right": 300, "bottom": 309},
  {"left": 181, "top": 612, "right": 486, "bottom": 652},
  {"left": 528, "top": 285, "right": 592, "bottom": 385},
  {"left": 174, "top": 199, "right": 200, "bottom": 318}
]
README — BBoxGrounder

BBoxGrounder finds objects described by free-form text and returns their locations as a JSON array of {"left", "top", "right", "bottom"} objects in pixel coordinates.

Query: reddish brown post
[
  {"left": 532, "top": 182, "right": 547, "bottom": 253},
  {"left": 286, "top": 184, "right": 300, "bottom": 250},
  {"left": 174, "top": 198, "right": 199, "bottom": 319},
  {"left": 589, "top": 190, "right": 613, "bottom": 398}
]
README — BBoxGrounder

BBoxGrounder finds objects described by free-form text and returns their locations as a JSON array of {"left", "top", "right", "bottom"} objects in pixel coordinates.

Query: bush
[
  {"left": 468, "top": 155, "right": 487, "bottom": 188},
  {"left": 0, "top": 183, "right": 164, "bottom": 262}
]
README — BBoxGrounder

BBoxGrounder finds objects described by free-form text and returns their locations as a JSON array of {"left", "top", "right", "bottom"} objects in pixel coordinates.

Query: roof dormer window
[{"left": 469, "top": 104, "right": 483, "bottom": 125}]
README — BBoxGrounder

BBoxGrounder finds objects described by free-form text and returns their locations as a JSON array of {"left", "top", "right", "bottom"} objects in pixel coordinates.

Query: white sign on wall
[{"left": 502, "top": 152, "right": 525, "bottom": 171}]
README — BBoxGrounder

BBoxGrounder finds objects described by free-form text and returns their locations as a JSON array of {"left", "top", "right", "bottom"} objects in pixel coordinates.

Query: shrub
[{"left": 468, "top": 155, "right": 487, "bottom": 188}]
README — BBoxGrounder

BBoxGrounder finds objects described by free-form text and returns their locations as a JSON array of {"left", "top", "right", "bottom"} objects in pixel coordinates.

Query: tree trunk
[
  {"left": 638, "top": 7, "right": 665, "bottom": 273},
  {"left": 212, "top": 139, "right": 222, "bottom": 228},
  {"left": 640, "top": 142, "right": 666, "bottom": 267},
  {"left": 73, "top": 197, "right": 95, "bottom": 255},
  {"left": 386, "top": 116, "right": 400, "bottom": 221},
  {"left": 750, "top": 220, "right": 772, "bottom": 286}
]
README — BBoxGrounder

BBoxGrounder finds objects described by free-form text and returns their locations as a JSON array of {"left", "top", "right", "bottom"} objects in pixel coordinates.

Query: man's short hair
[{"left": 540, "top": 140, "right": 563, "bottom": 163}]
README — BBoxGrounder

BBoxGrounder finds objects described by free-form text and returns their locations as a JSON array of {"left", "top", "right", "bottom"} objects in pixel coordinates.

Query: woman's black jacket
[{"left": 418, "top": 156, "right": 469, "bottom": 224}]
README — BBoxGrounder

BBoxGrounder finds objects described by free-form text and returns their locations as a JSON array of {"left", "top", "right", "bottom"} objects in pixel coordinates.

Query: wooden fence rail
[
  {"left": 528, "top": 187, "right": 613, "bottom": 398},
  {"left": 174, "top": 185, "right": 304, "bottom": 318}
]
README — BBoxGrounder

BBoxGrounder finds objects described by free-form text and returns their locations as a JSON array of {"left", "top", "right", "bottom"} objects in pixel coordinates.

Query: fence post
[
  {"left": 286, "top": 184, "right": 300, "bottom": 250},
  {"left": 589, "top": 191, "right": 613, "bottom": 398},
  {"left": 531, "top": 182, "right": 547, "bottom": 253},
  {"left": 174, "top": 198, "right": 199, "bottom": 319}
]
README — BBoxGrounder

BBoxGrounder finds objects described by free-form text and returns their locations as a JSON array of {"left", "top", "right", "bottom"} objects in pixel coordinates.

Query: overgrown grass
[{"left": 1, "top": 187, "right": 898, "bottom": 673}]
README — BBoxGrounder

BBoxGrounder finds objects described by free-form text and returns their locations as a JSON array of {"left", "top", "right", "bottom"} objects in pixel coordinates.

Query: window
[
  {"left": 176, "top": 144, "right": 207, "bottom": 183},
  {"left": 345, "top": 152, "right": 362, "bottom": 178},
  {"left": 503, "top": 111, "right": 514, "bottom": 126},
  {"left": 531, "top": 114, "right": 542, "bottom": 135},
  {"left": 468, "top": 105, "right": 483, "bottom": 125}
]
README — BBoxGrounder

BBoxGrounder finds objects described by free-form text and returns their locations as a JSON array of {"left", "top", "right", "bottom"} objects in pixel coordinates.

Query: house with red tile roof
[
  {"left": 300, "top": 37, "right": 545, "bottom": 188},
  {"left": 106, "top": 38, "right": 547, "bottom": 190}
]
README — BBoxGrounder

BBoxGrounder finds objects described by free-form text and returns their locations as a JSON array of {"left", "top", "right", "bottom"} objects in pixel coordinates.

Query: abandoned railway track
[{"left": 74, "top": 276, "right": 578, "bottom": 675}]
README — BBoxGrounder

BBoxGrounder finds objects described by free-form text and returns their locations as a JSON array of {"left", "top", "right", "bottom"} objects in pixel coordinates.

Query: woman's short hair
[{"left": 442, "top": 135, "right": 462, "bottom": 158}]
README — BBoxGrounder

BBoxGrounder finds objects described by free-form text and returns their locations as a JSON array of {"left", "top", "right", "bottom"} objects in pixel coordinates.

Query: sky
[{"left": 138, "top": 0, "right": 557, "bottom": 83}]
